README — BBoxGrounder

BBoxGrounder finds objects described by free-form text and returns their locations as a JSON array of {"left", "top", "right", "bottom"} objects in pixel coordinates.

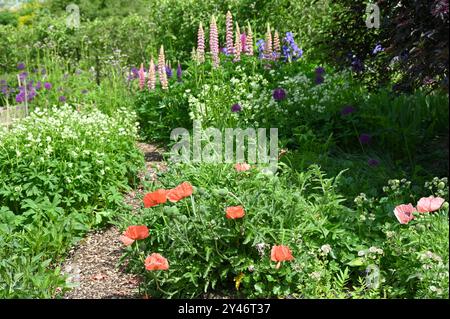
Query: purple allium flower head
[
  {"left": 44, "top": 82, "right": 52, "bottom": 90},
  {"left": 315, "top": 75, "right": 324, "bottom": 85},
  {"left": 372, "top": 43, "right": 384, "bottom": 55},
  {"left": 231, "top": 103, "right": 242, "bottom": 112},
  {"left": 177, "top": 63, "right": 182, "bottom": 82},
  {"left": 59, "top": 96, "right": 67, "bottom": 103},
  {"left": 359, "top": 133, "right": 372, "bottom": 145},
  {"left": 19, "top": 72, "right": 28, "bottom": 82},
  {"left": 16, "top": 92, "right": 25, "bottom": 103},
  {"left": 273, "top": 88, "right": 287, "bottom": 101},
  {"left": 341, "top": 105, "right": 356, "bottom": 116},
  {"left": 36, "top": 81, "right": 42, "bottom": 90},
  {"left": 17, "top": 62, "right": 26, "bottom": 70},
  {"left": 368, "top": 158, "right": 380, "bottom": 167},
  {"left": 315, "top": 67, "right": 326, "bottom": 75}
]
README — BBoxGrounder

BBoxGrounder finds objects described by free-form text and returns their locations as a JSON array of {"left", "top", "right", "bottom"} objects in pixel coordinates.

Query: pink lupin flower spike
[
  {"left": 210, "top": 15, "right": 220, "bottom": 68},
  {"left": 234, "top": 22, "right": 241, "bottom": 62},
  {"left": 225, "top": 11, "right": 234, "bottom": 56},
  {"left": 138, "top": 63, "right": 145, "bottom": 90},
  {"left": 158, "top": 45, "right": 168, "bottom": 90},
  {"left": 246, "top": 23, "right": 254, "bottom": 56},
  {"left": 197, "top": 22, "right": 205, "bottom": 63},
  {"left": 148, "top": 57, "right": 156, "bottom": 91}
]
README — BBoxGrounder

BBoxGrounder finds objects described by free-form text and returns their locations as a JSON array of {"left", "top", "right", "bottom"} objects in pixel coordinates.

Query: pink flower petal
[
  {"left": 120, "top": 235, "right": 135, "bottom": 246},
  {"left": 393, "top": 204, "right": 416, "bottom": 224},
  {"left": 417, "top": 196, "right": 445, "bottom": 213}
]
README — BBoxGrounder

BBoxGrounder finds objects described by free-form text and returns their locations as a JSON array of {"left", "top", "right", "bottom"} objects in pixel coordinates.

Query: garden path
[{"left": 60, "top": 143, "right": 166, "bottom": 299}]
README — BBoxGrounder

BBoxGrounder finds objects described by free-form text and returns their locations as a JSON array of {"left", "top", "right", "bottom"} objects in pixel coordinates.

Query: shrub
[{"left": 0, "top": 105, "right": 143, "bottom": 215}]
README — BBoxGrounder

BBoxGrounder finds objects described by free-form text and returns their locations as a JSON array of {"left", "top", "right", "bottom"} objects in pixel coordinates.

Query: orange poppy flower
[
  {"left": 167, "top": 182, "right": 193, "bottom": 202},
  {"left": 271, "top": 245, "right": 294, "bottom": 269},
  {"left": 225, "top": 206, "right": 245, "bottom": 219},
  {"left": 120, "top": 225, "right": 149, "bottom": 246},
  {"left": 145, "top": 253, "right": 169, "bottom": 271},
  {"left": 235, "top": 163, "right": 251, "bottom": 172},
  {"left": 143, "top": 189, "right": 168, "bottom": 208}
]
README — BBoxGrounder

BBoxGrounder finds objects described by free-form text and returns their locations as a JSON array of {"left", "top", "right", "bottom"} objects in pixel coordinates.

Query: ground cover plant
[{"left": 0, "top": 0, "right": 448, "bottom": 300}]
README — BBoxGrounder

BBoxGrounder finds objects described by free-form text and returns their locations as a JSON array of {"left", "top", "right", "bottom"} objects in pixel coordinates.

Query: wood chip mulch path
[{"left": 60, "top": 142, "right": 165, "bottom": 299}]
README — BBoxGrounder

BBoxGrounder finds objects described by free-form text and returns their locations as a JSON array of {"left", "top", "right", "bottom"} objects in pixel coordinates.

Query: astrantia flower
[
  {"left": 225, "top": 206, "right": 245, "bottom": 219},
  {"left": 145, "top": 253, "right": 169, "bottom": 271},
  {"left": 341, "top": 105, "right": 356, "bottom": 116},
  {"left": 272, "top": 88, "right": 286, "bottom": 101},
  {"left": 231, "top": 103, "right": 242, "bottom": 112},
  {"left": 359, "top": 133, "right": 372, "bottom": 145}
]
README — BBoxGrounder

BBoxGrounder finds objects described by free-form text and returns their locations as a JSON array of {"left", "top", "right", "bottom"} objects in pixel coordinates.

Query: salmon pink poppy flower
[
  {"left": 143, "top": 189, "right": 168, "bottom": 208},
  {"left": 145, "top": 253, "right": 169, "bottom": 271},
  {"left": 416, "top": 196, "right": 445, "bottom": 213},
  {"left": 167, "top": 182, "right": 193, "bottom": 202},
  {"left": 271, "top": 245, "right": 294, "bottom": 269},
  {"left": 235, "top": 163, "right": 251, "bottom": 172},
  {"left": 226, "top": 206, "right": 245, "bottom": 219},
  {"left": 120, "top": 225, "right": 149, "bottom": 246},
  {"left": 393, "top": 204, "right": 416, "bottom": 224}
]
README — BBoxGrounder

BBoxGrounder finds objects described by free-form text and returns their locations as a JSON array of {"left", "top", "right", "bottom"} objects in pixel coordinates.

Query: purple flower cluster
[
  {"left": 17, "top": 62, "right": 26, "bottom": 70},
  {"left": 372, "top": 43, "right": 384, "bottom": 55},
  {"left": 359, "top": 133, "right": 372, "bottom": 145},
  {"left": 256, "top": 39, "right": 265, "bottom": 59},
  {"left": 341, "top": 105, "right": 356, "bottom": 116},
  {"left": 166, "top": 65, "right": 173, "bottom": 78},
  {"left": 177, "top": 64, "right": 182, "bottom": 82},
  {"left": 231, "top": 103, "right": 242, "bottom": 112},
  {"left": 282, "top": 32, "right": 303, "bottom": 62},
  {"left": 314, "top": 67, "right": 325, "bottom": 85},
  {"left": 15, "top": 81, "right": 37, "bottom": 103},
  {"left": 273, "top": 88, "right": 287, "bottom": 101},
  {"left": 368, "top": 158, "right": 380, "bottom": 167},
  {"left": 1, "top": 80, "right": 10, "bottom": 97}
]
